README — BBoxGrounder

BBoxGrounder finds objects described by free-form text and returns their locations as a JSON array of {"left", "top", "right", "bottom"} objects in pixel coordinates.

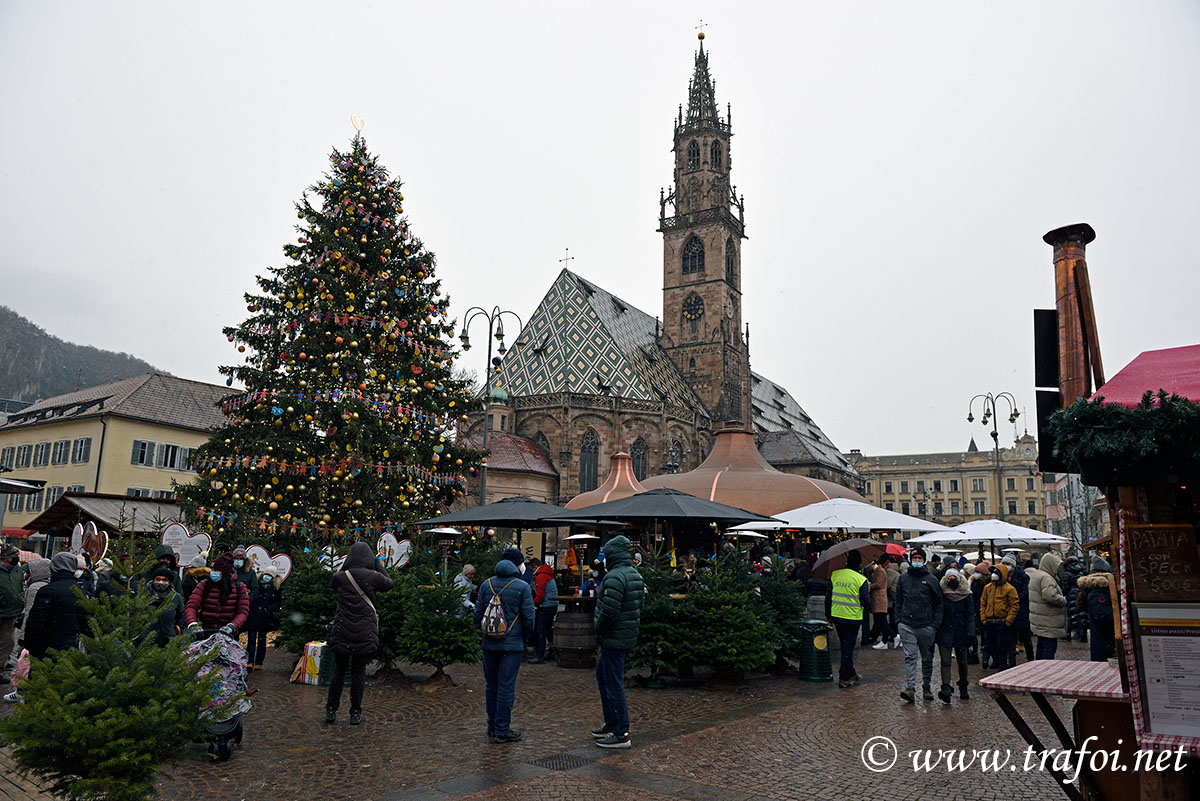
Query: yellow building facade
[
  {"left": 851, "top": 434, "right": 1046, "bottom": 531},
  {"left": 0, "top": 374, "right": 229, "bottom": 529}
]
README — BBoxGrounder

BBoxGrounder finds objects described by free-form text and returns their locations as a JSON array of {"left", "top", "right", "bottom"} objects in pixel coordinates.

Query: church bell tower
[{"left": 659, "top": 33, "right": 750, "bottom": 425}]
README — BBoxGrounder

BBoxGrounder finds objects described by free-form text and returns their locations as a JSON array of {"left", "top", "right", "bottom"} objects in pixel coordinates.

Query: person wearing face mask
[
  {"left": 182, "top": 553, "right": 210, "bottom": 601},
  {"left": 979, "top": 564, "right": 1019, "bottom": 670},
  {"left": 184, "top": 552, "right": 249, "bottom": 637},
  {"left": 230, "top": 545, "right": 258, "bottom": 601},
  {"left": 935, "top": 568, "right": 974, "bottom": 703},
  {"left": 245, "top": 566, "right": 283, "bottom": 670},
  {"left": 0, "top": 545, "right": 24, "bottom": 685},
  {"left": 136, "top": 545, "right": 184, "bottom": 597},
  {"left": 144, "top": 567, "right": 185, "bottom": 647},
  {"left": 23, "top": 552, "right": 91, "bottom": 660},
  {"left": 895, "top": 548, "right": 943, "bottom": 703}
]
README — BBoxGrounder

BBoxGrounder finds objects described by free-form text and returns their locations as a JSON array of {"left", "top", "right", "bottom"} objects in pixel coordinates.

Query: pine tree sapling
[
  {"left": 0, "top": 592, "right": 227, "bottom": 801},
  {"left": 277, "top": 550, "right": 340, "bottom": 654},
  {"left": 177, "top": 135, "right": 482, "bottom": 551},
  {"left": 395, "top": 570, "right": 480, "bottom": 686}
]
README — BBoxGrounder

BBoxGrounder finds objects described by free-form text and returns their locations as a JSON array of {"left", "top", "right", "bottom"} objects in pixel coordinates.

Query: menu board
[
  {"left": 1126, "top": 524, "right": 1200, "bottom": 603},
  {"left": 1134, "top": 604, "right": 1200, "bottom": 739}
]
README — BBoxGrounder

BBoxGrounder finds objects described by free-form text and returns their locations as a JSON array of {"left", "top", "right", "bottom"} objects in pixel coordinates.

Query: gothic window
[
  {"left": 681, "top": 293, "right": 704, "bottom": 336},
  {"left": 711, "top": 140, "right": 723, "bottom": 170},
  {"left": 533, "top": 431, "right": 550, "bottom": 455},
  {"left": 580, "top": 428, "right": 600, "bottom": 493},
  {"left": 688, "top": 358, "right": 696, "bottom": 373},
  {"left": 725, "top": 237, "right": 736, "bottom": 284},
  {"left": 631, "top": 438, "right": 647, "bottom": 481},
  {"left": 687, "top": 140, "right": 700, "bottom": 169},
  {"left": 682, "top": 236, "right": 704, "bottom": 274}
]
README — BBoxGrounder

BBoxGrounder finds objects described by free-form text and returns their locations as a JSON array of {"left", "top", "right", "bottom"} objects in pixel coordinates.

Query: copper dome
[
  {"left": 565, "top": 451, "right": 647, "bottom": 510},
  {"left": 640, "top": 428, "right": 862, "bottom": 516}
]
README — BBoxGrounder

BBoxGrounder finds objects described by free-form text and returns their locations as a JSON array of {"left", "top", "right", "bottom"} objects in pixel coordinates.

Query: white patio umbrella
[
  {"left": 729, "top": 497, "right": 951, "bottom": 533},
  {"left": 906, "top": 519, "right": 1068, "bottom": 547}
]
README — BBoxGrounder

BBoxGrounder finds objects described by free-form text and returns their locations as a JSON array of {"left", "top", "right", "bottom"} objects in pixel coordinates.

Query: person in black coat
[
  {"left": 246, "top": 567, "right": 283, "bottom": 671},
  {"left": 325, "top": 541, "right": 394, "bottom": 725},
  {"left": 24, "top": 552, "right": 90, "bottom": 659},
  {"left": 1062, "top": 555, "right": 1088, "bottom": 642},
  {"left": 935, "top": 568, "right": 975, "bottom": 703},
  {"left": 1002, "top": 555, "right": 1035, "bottom": 663},
  {"left": 143, "top": 567, "right": 185, "bottom": 647}
]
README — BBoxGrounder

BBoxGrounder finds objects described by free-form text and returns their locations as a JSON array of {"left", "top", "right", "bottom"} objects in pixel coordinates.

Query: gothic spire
[{"left": 685, "top": 36, "right": 722, "bottom": 128}]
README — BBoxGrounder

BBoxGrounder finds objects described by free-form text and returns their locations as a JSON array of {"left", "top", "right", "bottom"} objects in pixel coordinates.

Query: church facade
[{"left": 467, "top": 39, "right": 855, "bottom": 504}]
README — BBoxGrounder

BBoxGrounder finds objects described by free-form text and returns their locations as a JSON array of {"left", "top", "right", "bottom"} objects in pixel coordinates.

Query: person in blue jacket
[{"left": 473, "top": 547, "right": 535, "bottom": 744}]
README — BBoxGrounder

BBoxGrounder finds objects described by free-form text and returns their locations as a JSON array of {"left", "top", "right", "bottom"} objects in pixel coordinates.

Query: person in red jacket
[
  {"left": 529, "top": 560, "right": 559, "bottom": 664},
  {"left": 185, "top": 552, "right": 249, "bottom": 636}
]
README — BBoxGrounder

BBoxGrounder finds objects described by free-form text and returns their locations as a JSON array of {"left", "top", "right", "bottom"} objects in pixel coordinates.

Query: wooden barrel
[{"left": 553, "top": 609, "right": 597, "bottom": 668}]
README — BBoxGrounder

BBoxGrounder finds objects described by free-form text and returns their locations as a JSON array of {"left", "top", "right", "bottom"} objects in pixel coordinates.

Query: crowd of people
[
  {"left": 822, "top": 545, "right": 1117, "bottom": 703},
  {"left": 0, "top": 542, "right": 285, "bottom": 704}
]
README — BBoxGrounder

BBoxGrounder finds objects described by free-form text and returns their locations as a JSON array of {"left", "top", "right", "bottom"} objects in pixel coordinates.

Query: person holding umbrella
[{"left": 825, "top": 550, "right": 872, "bottom": 688}]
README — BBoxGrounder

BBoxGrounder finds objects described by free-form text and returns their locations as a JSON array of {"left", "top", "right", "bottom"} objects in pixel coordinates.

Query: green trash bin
[{"left": 797, "top": 618, "right": 833, "bottom": 682}]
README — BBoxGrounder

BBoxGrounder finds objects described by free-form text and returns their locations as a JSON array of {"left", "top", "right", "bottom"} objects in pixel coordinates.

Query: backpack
[{"left": 481, "top": 578, "right": 517, "bottom": 640}]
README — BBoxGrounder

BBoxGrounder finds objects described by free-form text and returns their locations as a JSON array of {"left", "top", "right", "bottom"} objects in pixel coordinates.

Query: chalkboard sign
[{"left": 1126, "top": 524, "right": 1200, "bottom": 603}]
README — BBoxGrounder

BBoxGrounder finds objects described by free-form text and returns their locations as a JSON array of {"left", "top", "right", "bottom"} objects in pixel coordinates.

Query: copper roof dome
[
  {"left": 640, "top": 428, "right": 863, "bottom": 516},
  {"left": 565, "top": 451, "right": 647, "bottom": 510}
]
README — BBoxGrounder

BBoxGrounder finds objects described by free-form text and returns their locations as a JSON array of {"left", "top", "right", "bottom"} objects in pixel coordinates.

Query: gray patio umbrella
[
  {"left": 542, "top": 487, "right": 778, "bottom": 527},
  {"left": 416, "top": 495, "right": 570, "bottom": 528},
  {"left": 811, "top": 538, "right": 888, "bottom": 579}
]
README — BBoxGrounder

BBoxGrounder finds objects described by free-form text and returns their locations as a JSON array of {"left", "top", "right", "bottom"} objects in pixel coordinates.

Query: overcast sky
[{"left": 2, "top": 2, "right": 1197, "bottom": 455}]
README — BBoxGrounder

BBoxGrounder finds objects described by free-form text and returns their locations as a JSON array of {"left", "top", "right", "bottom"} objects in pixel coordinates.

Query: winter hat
[
  {"left": 500, "top": 546, "right": 524, "bottom": 566},
  {"left": 1002, "top": 554, "right": 1018, "bottom": 567},
  {"left": 151, "top": 566, "right": 175, "bottom": 581},
  {"left": 1091, "top": 555, "right": 1112, "bottom": 572},
  {"left": 0, "top": 544, "right": 19, "bottom": 560},
  {"left": 910, "top": 547, "right": 927, "bottom": 561},
  {"left": 944, "top": 568, "right": 964, "bottom": 581},
  {"left": 974, "top": 561, "right": 992, "bottom": 576},
  {"left": 232, "top": 545, "right": 247, "bottom": 559},
  {"left": 262, "top": 565, "right": 279, "bottom": 578},
  {"left": 212, "top": 552, "right": 235, "bottom": 577},
  {"left": 190, "top": 553, "right": 208, "bottom": 568}
]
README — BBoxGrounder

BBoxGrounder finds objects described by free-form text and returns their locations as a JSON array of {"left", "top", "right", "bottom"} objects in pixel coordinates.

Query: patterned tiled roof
[
  {"left": 496, "top": 270, "right": 706, "bottom": 413},
  {"left": 0, "top": 373, "right": 232, "bottom": 433},
  {"left": 751, "top": 372, "right": 853, "bottom": 473}
]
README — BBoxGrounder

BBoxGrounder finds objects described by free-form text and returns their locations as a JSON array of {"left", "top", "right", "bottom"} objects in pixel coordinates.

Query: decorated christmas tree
[{"left": 178, "top": 135, "right": 481, "bottom": 550}]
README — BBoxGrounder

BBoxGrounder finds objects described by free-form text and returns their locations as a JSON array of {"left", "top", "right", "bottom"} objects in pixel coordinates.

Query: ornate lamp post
[
  {"left": 967, "top": 392, "right": 1020, "bottom": 520},
  {"left": 459, "top": 306, "right": 524, "bottom": 505}
]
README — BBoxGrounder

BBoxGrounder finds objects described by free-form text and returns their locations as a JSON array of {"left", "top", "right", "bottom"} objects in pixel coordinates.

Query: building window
[
  {"left": 974, "top": 500, "right": 986, "bottom": 515},
  {"left": 579, "top": 428, "right": 599, "bottom": 493},
  {"left": 127, "top": 487, "right": 151, "bottom": 498},
  {"left": 72, "top": 437, "right": 92, "bottom": 463},
  {"left": 8, "top": 494, "right": 23, "bottom": 512},
  {"left": 51, "top": 440, "right": 70, "bottom": 465},
  {"left": 66, "top": 484, "right": 85, "bottom": 494},
  {"left": 532, "top": 431, "right": 550, "bottom": 455},
  {"left": 25, "top": 489, "right": 43, "bottom": 513},
  {"left": 885, "top": 502, "right": 894, "bottom": 511},
  {"left": 688, "top": 358, "right": 696, "bottom": 373},
  {"left": 934, "top": 502, "right": 943, "bottom": 515},
  {"left": 32, "top": 442, "right": 50, "bottom": 467},
  {"left": 711, "top": 140, "right": 723, "bottom": 170},
  {"left": 500, "top": 415, "right": 507, "bottom": 432},
  {"left": 682, "top": 236, "right": 705, "bottom": 274},
  {"left": 900, "top": 480, "right": 909, "bottom": 493},
  {"left": 1026, "top": 477, "right": 1035, "bottom": 491},
  {"left": 15, "top": 445, "right": 32, "bottom": 469},
  {"left": 1006, "top": 477, "right": 1016, "bottom": 491},
  {"left": 1008, "top": 500, "right": 1018, "bottom": 515},
  {"left": 152, "top": 490, "right": 176, "bottom": 501},
  {"left": 725, "top": 238, "right": 736, "bottom": 284},
  {"left": 154, "top": 444, "right": 190, "bottom": 471},
  {"left": 865, "top": 481, "right": 872, "bottom": 495},
  {"left": 131, "top": 440, "right": 156, "bottom": 466},
  {"left": 918, "top": 502, "right": 927, "bottom": 516},
  {"left": 884, "top": 481, "right": 892, "bottom": 494},
  {"left": 0, "top": 447, "right": 13, "bottom": 469},
  {"left": 932, "top": 480, "right": 942, "bottom": 493},
  {"left": 630, "top": 438, "right": 647, "bottom": 481},
  {"left": 901, "top": 502, "right": 910, "bottom": 515},
  {"left": 687, "top": 140, "right": 700, "bottom": 169},
  {"left": 971, "top": 478, "right": 985, "bottom": 492},
  {"left": 46, "top": 485, "right": 64, "bottom": 506},
  {"left": 951, "top": 500, "right": 960, "bottom": 515},
  {"left": 949, "top": 479, "right": 959, "bottom": 492},
  {"left": 1027, "top": 500, "right": 1036, "bottom": 515},
  {"left": 916, "top": 479, "right": 925, "bottom": 493}
]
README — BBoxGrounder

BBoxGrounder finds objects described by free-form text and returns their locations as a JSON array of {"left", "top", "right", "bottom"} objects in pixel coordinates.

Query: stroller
[{"left": 185, "top": 630, "right": 253, "bottom": 761}]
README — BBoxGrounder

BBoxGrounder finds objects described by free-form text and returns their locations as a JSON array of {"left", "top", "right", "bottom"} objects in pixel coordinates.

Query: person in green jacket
[
  {"left": 591, "top": 535, "right": 644, "bottom": 749},
  {"left": 0, "top": 544, "right": 24, "bottom": 684}
]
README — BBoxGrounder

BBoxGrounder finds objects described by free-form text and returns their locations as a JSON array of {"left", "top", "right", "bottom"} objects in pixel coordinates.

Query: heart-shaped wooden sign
[
  {"left": 81, "top": 521, "right": 108, "bottom": 565},
  {"left": 245, "top": 545, "right": 292, "bottom": 582},
  {"left": 376, "top": 533, "right": 412, "bottom": 568},
  {"left": 70, "top": 523, "right": 83, "bottom": 554},
  {"left": 160, "top": 522, "right": 211, "bottom": 567}
]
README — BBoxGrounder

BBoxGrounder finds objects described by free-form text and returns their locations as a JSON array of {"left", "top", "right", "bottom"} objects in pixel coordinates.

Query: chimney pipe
[{"left": 1043, "top": 223, "right": 1097, "bottom": 404}]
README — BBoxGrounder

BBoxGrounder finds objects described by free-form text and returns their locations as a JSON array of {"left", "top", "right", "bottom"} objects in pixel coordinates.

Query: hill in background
[{"left": 0, "top": 306, "right": 162, "bottom": 403}]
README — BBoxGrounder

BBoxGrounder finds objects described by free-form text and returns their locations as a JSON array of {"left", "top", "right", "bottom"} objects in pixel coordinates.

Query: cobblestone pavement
[{"left": 3, "top": 641, "right": 1091, "bottom": 801}]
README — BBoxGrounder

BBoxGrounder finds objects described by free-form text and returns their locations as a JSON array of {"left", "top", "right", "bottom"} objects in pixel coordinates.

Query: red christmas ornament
[{"left": 411, "top": 365, "right": 422, "bottom": 375}]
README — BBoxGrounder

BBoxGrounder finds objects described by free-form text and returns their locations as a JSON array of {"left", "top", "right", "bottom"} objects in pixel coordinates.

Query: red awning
[
  {"left": 1090, "top": 343, "right": 1200, "bottom": 408},
  {"left": 1, "top": 527, "right": 37, "bottom": 539}
]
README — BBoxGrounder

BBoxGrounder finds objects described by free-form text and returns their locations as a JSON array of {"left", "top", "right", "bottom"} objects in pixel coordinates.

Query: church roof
[
  {"left": 685, "top": 41, "right": 723, "bottom": 129},
  {"left": 459, "top": 431, "right": 558, "bottom": 478},
  {"left": 750, "top": 373, "right": 854, "bottom": 473},
  {"left": 496, "top": 269, "right": 706, "bottom": 413}
]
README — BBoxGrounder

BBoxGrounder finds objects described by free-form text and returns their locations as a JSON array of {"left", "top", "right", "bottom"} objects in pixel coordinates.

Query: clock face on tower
[{"left": 682, "top": 295, "right": 704, "bottom": 321}]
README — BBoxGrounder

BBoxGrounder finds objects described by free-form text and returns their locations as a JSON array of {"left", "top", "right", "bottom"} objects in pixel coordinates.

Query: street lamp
[
  {"left": 967, "top": 392, "right": 1020, "bottom": 521},
  {"left": 459, "top": 306, "right": 524, "bottom": 504}
]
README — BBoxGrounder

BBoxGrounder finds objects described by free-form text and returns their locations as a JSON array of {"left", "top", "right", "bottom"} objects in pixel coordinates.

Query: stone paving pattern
[{"left": 2, "top": 642, "right": 1089, "bottom": 800}]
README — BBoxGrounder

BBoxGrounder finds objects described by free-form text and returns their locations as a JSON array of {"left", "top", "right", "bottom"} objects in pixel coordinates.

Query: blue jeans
[
  {"left": 832, "top": 619, "right": 859, "bottom": 681},
  {"left": 246, "top": 630, "right": 268, "bottom": 666},
  {"left": 596, "top": 647, "right": 629, "bottom": 736},
  {"left": 535, "top": 607, "right": 556, "bottom": 659},
  {"left": 481, "top": 650, "right": 523, "bottom": 735},
  {"left": 1035, "top": 637, "right": 1058, "bottom": 660}
]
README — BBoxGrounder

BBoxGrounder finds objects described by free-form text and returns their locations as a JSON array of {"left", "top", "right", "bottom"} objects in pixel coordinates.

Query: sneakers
[
  {"left": 937, "top": 685, "right": 953, "bottom": 704},
  {"left": 892, "top": 635, "right": 901, "bottom": 648},
  {"left": 596, "top": 733, "right": 632, "bottom": 749},
  {"left": 922, "top": 686, "right": 935, "bottom": 701},
  {"left": 349, "top": 710, "right": 362, "bottom": 725},
  {"left": 2, "top": 690, "right": 20, "bottom": 703},
  {"left": 837, "top": 679, "right": 855, "bottom": 688},
  {"left": 324, "top": 708, "right": 336, "bottom": 723},
  {"left": 900, "top": 687, "right": 915, "bottom": 703},
  {"left": 871, "top": 641, "right": 889, "bottom": 650},
  {"left": 494, "top": 730, "right": 523, "bottom": 744},
  {"left": 590, "top": 724, "right": 613, "bottom": 739}
]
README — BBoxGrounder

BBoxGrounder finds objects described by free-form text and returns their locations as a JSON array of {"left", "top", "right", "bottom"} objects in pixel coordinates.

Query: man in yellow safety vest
[{"left": 825, "top": 550, "right": 873, "bottom": 688}]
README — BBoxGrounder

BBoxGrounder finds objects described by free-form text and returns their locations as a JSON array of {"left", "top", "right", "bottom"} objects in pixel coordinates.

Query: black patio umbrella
[
  {"left": 415, "top": 495, "right": 570, "bottom": 528},
  {"left": 542, "top": 487, "right": 778, "bottom": 527}
]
